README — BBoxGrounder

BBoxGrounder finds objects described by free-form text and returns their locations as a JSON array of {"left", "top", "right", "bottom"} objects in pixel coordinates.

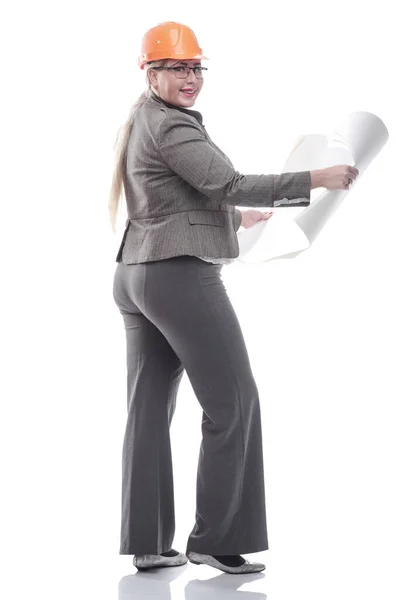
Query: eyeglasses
[{"left": 151, "top": 66, "right": 208, "bottom": 79}]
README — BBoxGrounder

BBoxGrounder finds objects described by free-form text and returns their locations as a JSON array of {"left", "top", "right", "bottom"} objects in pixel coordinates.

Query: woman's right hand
[{"left": 318, "top": 165, "right": 360, "bottom": 190}]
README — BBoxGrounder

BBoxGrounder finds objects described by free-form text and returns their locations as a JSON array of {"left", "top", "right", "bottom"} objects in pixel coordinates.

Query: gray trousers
[{"left": 113, "top": 255, "right": 269, "bottom": 556}]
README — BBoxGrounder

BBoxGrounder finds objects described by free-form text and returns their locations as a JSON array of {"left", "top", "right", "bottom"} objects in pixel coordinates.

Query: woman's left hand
[{"left": 240, "top": 209, "right": 273, "bottom": 229}]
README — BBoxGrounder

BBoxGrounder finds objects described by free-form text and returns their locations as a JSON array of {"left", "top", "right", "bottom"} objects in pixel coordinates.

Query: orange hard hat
[{"left": 138, "top": 21, "right": 209, "bottom": 69}]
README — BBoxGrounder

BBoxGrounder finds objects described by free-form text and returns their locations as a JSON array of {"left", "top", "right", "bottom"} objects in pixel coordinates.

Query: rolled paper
[{"left": 236, "top": 111, "right": 389, "bottom": 264}]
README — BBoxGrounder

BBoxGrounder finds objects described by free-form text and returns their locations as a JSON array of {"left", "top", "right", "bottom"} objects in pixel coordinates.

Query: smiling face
[{"left": 148, "top": 59, "right": 204, "bottom": 108}]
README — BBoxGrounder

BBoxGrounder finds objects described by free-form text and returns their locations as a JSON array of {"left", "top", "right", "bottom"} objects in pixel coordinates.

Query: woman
[{"left": 110, "top": 21, "right": 359, "bottom": 575}]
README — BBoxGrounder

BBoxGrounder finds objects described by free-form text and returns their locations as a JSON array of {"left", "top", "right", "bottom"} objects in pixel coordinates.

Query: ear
[{"left": 147, "top": 69, "right": 158, "bottom": 88}]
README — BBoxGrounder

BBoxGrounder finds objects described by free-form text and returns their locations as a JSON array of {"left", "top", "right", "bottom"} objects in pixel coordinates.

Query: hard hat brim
[{"left": 139, "top": 54, "right": 209, "bottom": 68}]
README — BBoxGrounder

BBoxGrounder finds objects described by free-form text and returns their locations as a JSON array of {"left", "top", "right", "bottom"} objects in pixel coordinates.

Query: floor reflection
[{"left": 118, "top": 563, "right": 267, "bottom": 599}]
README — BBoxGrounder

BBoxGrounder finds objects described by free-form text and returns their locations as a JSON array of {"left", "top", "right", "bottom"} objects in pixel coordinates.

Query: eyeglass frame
[{"left": 149, "top": 66, "right": 208, "bottom": 79}]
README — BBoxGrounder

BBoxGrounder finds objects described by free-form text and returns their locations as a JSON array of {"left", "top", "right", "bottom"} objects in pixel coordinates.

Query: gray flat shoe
[
  {"left": 187, "top": 551, "right": 266, "bottom": 574},
  {"left": 133, "top": 549, "right": 188, "bottom": 571}
]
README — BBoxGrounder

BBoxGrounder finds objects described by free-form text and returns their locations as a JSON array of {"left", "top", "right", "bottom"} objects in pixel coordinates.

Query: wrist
[{"left": 310, "top": 169, "right": 325, "bottom": 189}]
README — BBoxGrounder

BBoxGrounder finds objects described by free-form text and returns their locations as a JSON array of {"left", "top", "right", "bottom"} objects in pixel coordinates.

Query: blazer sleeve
[{"left": 157, "top": 112, "right": 311, "bottom": 208}]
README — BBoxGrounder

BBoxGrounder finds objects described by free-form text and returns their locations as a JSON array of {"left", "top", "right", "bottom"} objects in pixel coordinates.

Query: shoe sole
[
  {"left": 136, "top": 563, "right": 186, "bottom": 571},
  {"left": 188, "top": 557, "right": 266, "bottom": 574}
]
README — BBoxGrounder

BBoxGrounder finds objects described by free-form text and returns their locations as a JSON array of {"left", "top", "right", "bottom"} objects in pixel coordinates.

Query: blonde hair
[{"left": 108, "top": 58, "right": 184, "bottom": 233}]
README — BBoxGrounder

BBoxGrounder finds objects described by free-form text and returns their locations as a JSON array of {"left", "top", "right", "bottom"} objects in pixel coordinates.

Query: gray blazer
[{"left": 116, "top": 90, "right": 312, "bottom": 264}]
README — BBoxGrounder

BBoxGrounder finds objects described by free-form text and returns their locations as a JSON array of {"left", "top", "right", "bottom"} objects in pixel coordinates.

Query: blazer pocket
[{"left": 188, "top": 210, "right": 225, "bottom": 227}]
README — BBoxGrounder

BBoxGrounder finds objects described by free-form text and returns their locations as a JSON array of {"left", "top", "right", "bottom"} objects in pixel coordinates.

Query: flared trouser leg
[
  {"left": 113, "top": 255, "right": 269, "bottom": 556},
  {"left": 118, "top": 311, "right": 184, "bottom": 555}
]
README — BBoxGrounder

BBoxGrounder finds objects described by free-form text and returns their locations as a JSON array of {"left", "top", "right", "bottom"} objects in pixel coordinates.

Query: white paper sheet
[{"left": 236, "top": 111, "right": 389, "bottom": 263}]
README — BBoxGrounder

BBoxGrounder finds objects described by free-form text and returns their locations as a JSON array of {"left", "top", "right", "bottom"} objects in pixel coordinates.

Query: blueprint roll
[
  {"left": 236, "top": 111, "right": 389, "bottom": 264},
  {"left": 329, "top": 111, "right": 389, "bottom": 174}
]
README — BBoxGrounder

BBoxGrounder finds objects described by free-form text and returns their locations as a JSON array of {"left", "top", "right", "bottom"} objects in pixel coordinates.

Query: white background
[{"left": 1, "top": 1, "right": 409, "bottom": 599}]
